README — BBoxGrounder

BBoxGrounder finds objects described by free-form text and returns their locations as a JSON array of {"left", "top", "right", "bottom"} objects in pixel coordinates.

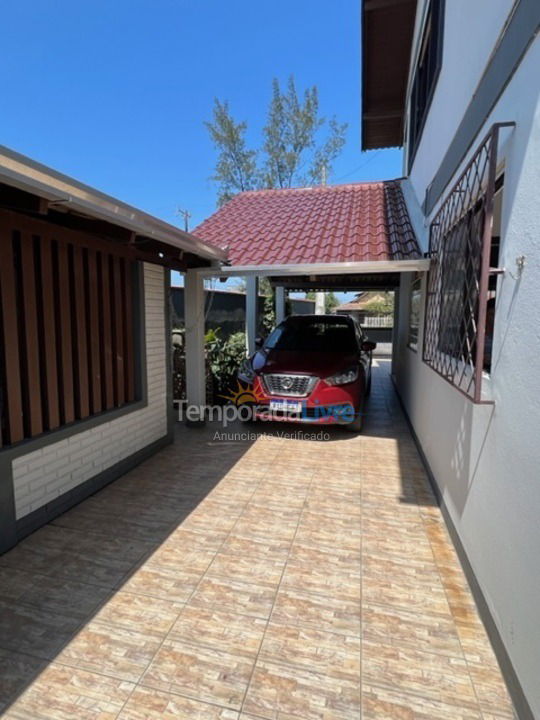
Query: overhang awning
[
  {"left": 193, "top": 179, "right": 428, "bottom": 284},
  {"left": 0, "top": 145, "right": 227, "bottom": 269},
  {"left": 361, "top": 0, "right": 417, "bottom": 150}
]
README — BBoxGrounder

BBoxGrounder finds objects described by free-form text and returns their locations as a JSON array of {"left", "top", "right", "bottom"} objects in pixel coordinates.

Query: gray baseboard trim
[
  {"left": 391, "top": 376, "right": 532, "bottom": 720},
  {"left": 14, "top": 433, "right": 173, "bottom": 543}
]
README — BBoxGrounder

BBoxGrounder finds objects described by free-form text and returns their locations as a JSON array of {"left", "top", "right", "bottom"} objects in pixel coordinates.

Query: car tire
[{"left": 365, "top": 372, "right": 372, "bottom": 397}]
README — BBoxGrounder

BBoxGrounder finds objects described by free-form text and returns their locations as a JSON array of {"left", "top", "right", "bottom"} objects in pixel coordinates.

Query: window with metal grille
[
  {"left": 407, "top": 0, "right": 445, "bottom": 171},
  {"left": 423, "top": 123, "right": 511, "bottom": 403},
  {"left": 0, "top": 210, "right": 140, "bottom": 448},
  {"left": 408, "top": 273, "right": 422, "bottom": 351}
]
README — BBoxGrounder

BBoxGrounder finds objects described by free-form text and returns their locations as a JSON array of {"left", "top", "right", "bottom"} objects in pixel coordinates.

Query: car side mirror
[
  {"left": 255, "top": 336, "right": 264, "bottom": 349},
  {"left": 362, "top": 340, "right": 377, "bottom": 352}
]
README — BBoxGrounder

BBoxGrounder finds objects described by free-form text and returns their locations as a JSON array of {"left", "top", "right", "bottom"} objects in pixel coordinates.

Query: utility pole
[
  {"left": 321, "top": 164, "right": 327, "bottom": 186},
  {"left": 176, "top": 207, "right": 192, "bottom": 232}
]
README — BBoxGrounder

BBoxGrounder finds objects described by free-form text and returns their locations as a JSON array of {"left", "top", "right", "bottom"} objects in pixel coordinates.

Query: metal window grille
[{"left": 422, "top": 123, "right": 512, "bottom": 402}]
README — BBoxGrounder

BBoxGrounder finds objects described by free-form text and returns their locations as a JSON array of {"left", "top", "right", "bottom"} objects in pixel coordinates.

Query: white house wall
[
  {"left": 396, "top": 2, "right": 540, "bottom": 714},
  {"left": 11, "top": 262, "right": 168, "bottom": 520}
]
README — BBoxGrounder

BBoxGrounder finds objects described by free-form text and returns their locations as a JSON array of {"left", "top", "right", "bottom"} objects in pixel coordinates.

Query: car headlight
[
  {"left": 238, "top": 359, "right": 255, "bottom": 383},
  {"left": 325, "top": 367, "right": 359, "bottom": 386}
]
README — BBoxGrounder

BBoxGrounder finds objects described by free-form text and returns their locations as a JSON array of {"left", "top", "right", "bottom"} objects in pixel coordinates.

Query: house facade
[
  {"left": 0, "top": 146, "right": 225, "bottom": 553},
  {"left": 362, "top": 1, "right": 540, "bottom": 717}
]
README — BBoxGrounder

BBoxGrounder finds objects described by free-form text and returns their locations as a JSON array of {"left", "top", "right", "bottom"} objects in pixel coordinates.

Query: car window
[{"left": 265, "top": 318, "right": 358, "bottom": 353}]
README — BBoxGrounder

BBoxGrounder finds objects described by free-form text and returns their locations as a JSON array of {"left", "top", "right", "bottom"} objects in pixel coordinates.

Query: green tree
[
  {"left": 205, "top": 100, "right": 258, "bottom": 205},
  {"left": 206, "top": 76, "right": 347, "bottom": 205}
]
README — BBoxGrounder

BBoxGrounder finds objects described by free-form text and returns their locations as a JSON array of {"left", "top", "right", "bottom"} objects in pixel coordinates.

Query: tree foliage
[
  {"left": 205, "top": 99, "right": 258, "bottom": 205},
  {"left": 206, "top": 76, "right": 347, "bottom": 205}
]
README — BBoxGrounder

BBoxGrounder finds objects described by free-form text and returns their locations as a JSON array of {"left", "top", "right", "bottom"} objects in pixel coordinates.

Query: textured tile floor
[{"left": 0, "top": 360, "right": 514, "bottom": 719}]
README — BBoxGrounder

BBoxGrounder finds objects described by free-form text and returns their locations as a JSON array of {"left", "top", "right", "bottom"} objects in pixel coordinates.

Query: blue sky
[{"left": 1, "top": 0, "right": 402, "bottom": 298}]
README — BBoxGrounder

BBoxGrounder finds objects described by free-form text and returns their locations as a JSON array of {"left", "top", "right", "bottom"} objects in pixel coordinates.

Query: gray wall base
[
  {"left": 391, "top": 376, "right": 532, "bottom": 720},
  {"left": 14, "top": 432, "right": 173, "bottom": 544}
]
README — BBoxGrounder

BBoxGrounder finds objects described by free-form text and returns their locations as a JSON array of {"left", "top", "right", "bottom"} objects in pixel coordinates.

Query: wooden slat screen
[{"left": 0, "top": 210, "right": 139, "bottom": 448}]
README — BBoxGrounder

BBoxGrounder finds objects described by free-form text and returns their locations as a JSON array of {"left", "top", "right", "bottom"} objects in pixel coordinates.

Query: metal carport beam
[{"left": 195, "top": 258, "right": 430, "bottom": 278}]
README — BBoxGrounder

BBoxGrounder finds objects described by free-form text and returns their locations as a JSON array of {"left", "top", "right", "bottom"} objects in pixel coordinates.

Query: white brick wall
[{"left": 12, "top": 263, "right": 168, "bottom": 519}]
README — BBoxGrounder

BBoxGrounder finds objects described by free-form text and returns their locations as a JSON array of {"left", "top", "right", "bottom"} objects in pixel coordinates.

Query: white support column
[
  {"left": 275, "top": 286, "right": 286, "bottom": 324},
  {"left": 315, "top": 291, "right": 326, "bottom": 315},
  {"left": 246, "top": 276, "right": 259, "bottom": 355},
  {"left": 184, "top": 270, "right": 206, "bottom": 422}
]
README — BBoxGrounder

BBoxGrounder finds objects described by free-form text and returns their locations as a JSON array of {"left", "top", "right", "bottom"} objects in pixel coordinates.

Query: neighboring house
[
  {"left": 363, "top": 1, "right": 540, "bottom": 717},
  {"left": 335, "top": 291, "right": 394, "bottom": 325},
  {"left": 0, "top": 146, "right": 225, "bottom": 553}
]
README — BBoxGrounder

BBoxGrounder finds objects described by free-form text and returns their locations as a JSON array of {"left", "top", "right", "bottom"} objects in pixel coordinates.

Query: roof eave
[
  {"left": 0, "top": 145, "right": 227, "bottom": 264},
  {"left": 361, "top": 0, "right": 418, "bottom": 150}
]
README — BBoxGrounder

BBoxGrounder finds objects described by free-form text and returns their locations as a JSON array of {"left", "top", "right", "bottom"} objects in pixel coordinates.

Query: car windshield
[{"left": 265, "top": 317, "right": 358, "bottom": 353}]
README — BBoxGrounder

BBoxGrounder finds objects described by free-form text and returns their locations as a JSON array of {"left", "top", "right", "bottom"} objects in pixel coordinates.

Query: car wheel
[{"left": 365, "top": 369, "right": 372, "bottom": 397}]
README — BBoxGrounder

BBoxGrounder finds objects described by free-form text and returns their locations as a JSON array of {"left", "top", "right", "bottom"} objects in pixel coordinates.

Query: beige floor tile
[
  {"left": 295, "top": 512, "right": 361, "bottom": 552},
  {"left": 281, "top": 561, "right": 361, "bottom": 601},
  {"left": 362, "top": 640, "right": 478, "bottom": 709},
  {"left": 233, "top": 506, "right": 301, "bottom": 542},
  {"left": 207, "top": 552, "right": 286, "bottom": 588},
  {"left": 220, "top": 536, "right": 291, "bottom": 563},
  {"left": 141, "top": 638, "right": 253, "bottom": 710},
  {"left": 362, "top": 570, "right": 453, "bottom": 617},
  {"left": 170, "top": 606, "right": 266, "bottom": 657},
  {"left": 0, "top": 363, "right": 513, "bottom": 720},
  {"left": 94, "top": 591, "right": 184, "bottom": 637},
  {"left": 162, "top": 527, "right": 229, "bottom": 552},
  {"left": 190, "top": 577, "right": 275, "bottom": 619},
  {"left": 362, "top": 603, "right": 463, "bottom": 657},
  {"left": 57, "top": 621, "right": 161, "bottom": 683},
  {"left": 118, "top": 686, "right": 239, "bottom": 719},
  {"left": 362, "top": 682, "right": 483, "bottom": 719},
  {"left": 16, "top": 575, "right": 111, "bottom": 621},
  {"left": 3, "top": 664, "right": 133, "bottom": 720},
  {"left": 288, "top": 543, "right": 361, "bottom": 570},
  {"left": 259, "top": 623, "right": 360, "bottom": 681},
  {"left": 0, "top": 649, "right": 45, "bottom": 712},
  {"left": 243, "top": 660, "right": 360, "bottom": 720},
  {"left": 0, "top": 600, "right": 81, "bottom": 660},
  {"left": 121, "top": 565, "right": 202, "bottom": 603},
  {"left": 146, "top": 545, "right": 216, "bottom": 575},
  {"left": 272, "top": 589, "right": 361, "bottom": 636},
  {"left": 466, "top": 662, "right": 515, "bottom": 717}
]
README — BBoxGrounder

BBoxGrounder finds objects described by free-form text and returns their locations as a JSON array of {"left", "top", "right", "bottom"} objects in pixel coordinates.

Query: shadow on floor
[{"left": 0, "top": 358, "right": 434, "bottom": 713}]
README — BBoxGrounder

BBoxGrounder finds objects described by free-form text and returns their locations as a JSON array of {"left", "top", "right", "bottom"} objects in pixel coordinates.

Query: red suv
[{"left": 238, "top": 314, "right": 376, "bottom": 431}]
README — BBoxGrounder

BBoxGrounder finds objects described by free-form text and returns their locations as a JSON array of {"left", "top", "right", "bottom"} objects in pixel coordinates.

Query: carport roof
[{"left": 194, "top": 179, "right": 422, "bottom": 268}]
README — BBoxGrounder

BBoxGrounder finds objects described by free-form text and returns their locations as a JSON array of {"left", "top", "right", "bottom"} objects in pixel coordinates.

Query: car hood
[{"left": 252, "top": 349, "right": 358, "bottom": 378}]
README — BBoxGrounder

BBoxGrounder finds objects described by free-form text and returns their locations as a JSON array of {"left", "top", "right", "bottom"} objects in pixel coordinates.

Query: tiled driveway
[{"left": 0, "top": 360, "right": 514, "bottom": 719}]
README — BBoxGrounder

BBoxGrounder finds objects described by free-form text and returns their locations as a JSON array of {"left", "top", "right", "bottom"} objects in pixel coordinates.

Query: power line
[{"left": 334, "top": 150, "right": 383, "bottom": 182}]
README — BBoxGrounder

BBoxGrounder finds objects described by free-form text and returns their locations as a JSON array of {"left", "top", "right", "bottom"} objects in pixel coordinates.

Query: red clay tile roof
[{"left": 194, "top": 179, "right": 421, "bottom": 266}]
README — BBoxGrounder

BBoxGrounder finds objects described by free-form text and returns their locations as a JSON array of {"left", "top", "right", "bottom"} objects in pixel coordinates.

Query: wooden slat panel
[
  {"left": 0, "top": 223, "right": 24, "bottom": 444},
  {"left": 99, "top": 253, "right": 115, "bottom": 410},
  {"left": 2, "top": 209, "right": 133, "bottom": 259},
  {"left": 112, "top": 256, "right": 125, "bottom": 406},
  {"left": 19, "top": 233, "right": 43, "bottom": 436},
  {"left": 56, "top": 239, "right": 75, "bottom": 424},
  {"left": 72, "top": 244, "right": 90, "bottom": 418},
  {"left": 39, "top": 236, "right": 60, "bottom": 430},
  {"left": 87, "top": 249, "right": 102, "bottom": 414},
  {"left": 123, "top": 261, "right": 135, "bottom": 402}
]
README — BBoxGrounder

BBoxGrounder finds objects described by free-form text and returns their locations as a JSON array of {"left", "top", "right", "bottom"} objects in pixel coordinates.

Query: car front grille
[{"left": 262, "top": 374, "right": 317, "bottom": 397}]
